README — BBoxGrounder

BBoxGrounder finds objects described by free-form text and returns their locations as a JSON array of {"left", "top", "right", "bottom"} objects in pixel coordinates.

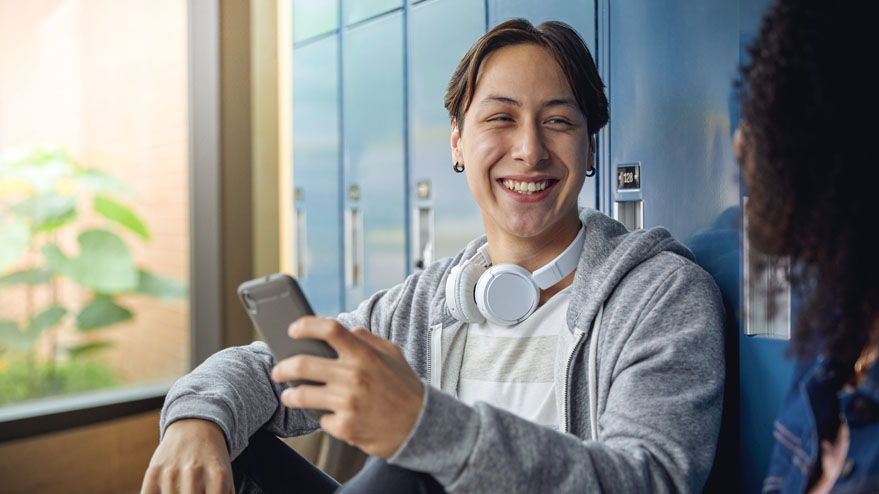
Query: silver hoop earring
[
  {"left": 585, "top": 165, "right": 596, "bottom": 177},
  {"left": 453, "top": 161, "right": 465, "bottom": 173}
]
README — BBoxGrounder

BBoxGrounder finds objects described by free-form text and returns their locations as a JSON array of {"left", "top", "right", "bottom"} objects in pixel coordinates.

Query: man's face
[{"left": 451, "top": 43, "right": 593, "bottom": 244}]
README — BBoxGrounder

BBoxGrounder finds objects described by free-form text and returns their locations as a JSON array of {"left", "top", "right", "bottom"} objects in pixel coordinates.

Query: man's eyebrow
[
  {"left": 543, "top": 98, "right": 577, "bottom": 109},
  {"left": 478, "top": 95, "right": 578, "bottom": 109},
  {"left": 479, "top": 95, "right": 520, "bottom": 106}
]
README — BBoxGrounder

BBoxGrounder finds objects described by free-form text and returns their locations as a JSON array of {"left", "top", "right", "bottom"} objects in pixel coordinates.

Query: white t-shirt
[{"left": 456, "top": 286, "right": 571, "bottom": 429}]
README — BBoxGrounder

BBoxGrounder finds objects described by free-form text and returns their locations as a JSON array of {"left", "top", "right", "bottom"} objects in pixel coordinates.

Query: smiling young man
[
  {"left": 144, "top": 20, "right": 725, "bottom": 494},
  {"left": 450, "top": 41, "right": 592, "bottom": 307}
]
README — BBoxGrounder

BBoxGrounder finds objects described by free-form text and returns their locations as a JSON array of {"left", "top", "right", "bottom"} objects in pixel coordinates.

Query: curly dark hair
[{"left": 739, "top": 0, "right": 877, "bottom": 371}]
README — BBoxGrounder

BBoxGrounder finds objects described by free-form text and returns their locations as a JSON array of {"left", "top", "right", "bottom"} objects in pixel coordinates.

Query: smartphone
[{"left": 237, "top": 273, "right": 337, "bottom": 419}]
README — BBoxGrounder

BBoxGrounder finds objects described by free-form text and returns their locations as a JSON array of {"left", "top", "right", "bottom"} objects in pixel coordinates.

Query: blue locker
[
  {"left": 342, "top": 0, "right": 402, "bottom": 26},
  {"left": 488, "top": 0, "right": 598, "bottom": 211},
  {"left": 293, "top": 34, "right": 343, "bottom": 317},
  {"left": 488, "top": 0, "right": 595, "bottom": 52},
  {"left": 606, "top": 0, "right": 800, "bottom": 490},
  {"left": 408, "top": 0, "right": 486, "bottom": 268},
  {"left": 609, "top": 1, "right": 740, "bottom": 242},
  {"left": 606, "top": 0, "right": 742, "bottom": 489},
  {"left": 342, "top": 12, "right": 407, "bottom": 311},
  {"left": 293, "top": 0, "right": 339, "bottom": 44}
]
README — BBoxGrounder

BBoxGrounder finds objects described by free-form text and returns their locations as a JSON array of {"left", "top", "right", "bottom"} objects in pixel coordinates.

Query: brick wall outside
[{"left": 0, "top": 0, "right": 190, "bottom": 387}]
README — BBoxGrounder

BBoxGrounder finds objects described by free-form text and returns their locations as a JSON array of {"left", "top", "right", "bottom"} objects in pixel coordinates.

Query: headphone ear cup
[
  {"left": 475, "top": 264, "right": 540, "bottom": 325},
  {"left": 445, "top": 262, "right": 487, "bottom": 324}
]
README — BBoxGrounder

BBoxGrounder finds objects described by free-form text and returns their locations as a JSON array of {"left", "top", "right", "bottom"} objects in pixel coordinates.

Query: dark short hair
[{"left": 444, "top": 19, "right": 608, "bottom": 136}]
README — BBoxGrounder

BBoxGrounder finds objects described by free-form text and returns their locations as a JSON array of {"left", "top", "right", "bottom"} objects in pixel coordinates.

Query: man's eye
[
  {"left": 547, "top": 118, "right": 573, "bottom": 126},
  {"left": 487, "top": 115, "right": 513, "bottom": 122}
]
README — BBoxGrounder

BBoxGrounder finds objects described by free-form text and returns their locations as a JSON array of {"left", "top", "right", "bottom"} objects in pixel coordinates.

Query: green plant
[
  {"left": 0, "top": 356, "right": 120, "bottom": 404},
  {"left": 0, "top": 146, "right": 186, "bottom": 402}
]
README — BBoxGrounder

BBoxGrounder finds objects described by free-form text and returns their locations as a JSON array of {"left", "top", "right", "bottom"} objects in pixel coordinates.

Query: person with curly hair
[{"left": 736, "top": 0, "right": 879, "bottom": 492}]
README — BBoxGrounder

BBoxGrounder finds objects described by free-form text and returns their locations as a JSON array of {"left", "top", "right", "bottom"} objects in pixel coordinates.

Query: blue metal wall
[
  {"left": 407, "top": 0, "right": 485, "bottom": 266},
  {"left": 292, "top": 29, "right": 342, "bottom": 316},
  {"left": 605, "top": 2, "right": 741, "bottom": 488},
  {"left": 341, "top": 12, "right": 407, "bottom": 311},
  {"left": 603, "top": 0, "right": 794, "bottom": 490}
]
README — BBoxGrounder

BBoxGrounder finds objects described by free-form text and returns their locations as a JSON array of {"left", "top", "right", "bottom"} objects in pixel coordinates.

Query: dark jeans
[{"left": 232, "top": 429, "right": 446, "bottom": 494}]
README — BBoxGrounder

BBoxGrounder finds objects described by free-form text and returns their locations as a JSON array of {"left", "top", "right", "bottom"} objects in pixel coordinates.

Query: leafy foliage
[
  {"left": 0, "top": 268, "right": 52, "bottom": 286},
  {"left": 137, "top": 270, "right": 189, "bottom": 300},
  {"left": 11, "top": 194, "right": 78, "bottom": 232},
  {"left": 42, "top": 229, "right": 140, "bottom": 293},
  {"left": 0, "top": 146, "right": 187, "bottom": 404},
  {"left": 94, "top": 195, "right": 150, "bottom": 240},
  {"left": 0, "top": 356, "right": 120, "bottom": 404},
  {"left": 0, "top": 219, "right": 31, "bottom": 273},
  {"left": 29, "top": 306, "right": 67, "bottom": 336},
  {"left": 76, "top": 297, "right": 133, "bottom": 331},
  {"left": 0, "top": 320, "right": 29, "bottom": 353}
]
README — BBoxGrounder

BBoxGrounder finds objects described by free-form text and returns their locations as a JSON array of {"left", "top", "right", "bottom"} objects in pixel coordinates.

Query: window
[{"left": 0, "top": 1, "right": 189, "bottom": 412}]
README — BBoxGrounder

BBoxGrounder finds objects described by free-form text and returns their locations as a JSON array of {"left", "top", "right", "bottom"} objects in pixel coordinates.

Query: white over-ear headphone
[{"left": 445, "top": 225, "right": 585, "bottom": 326}]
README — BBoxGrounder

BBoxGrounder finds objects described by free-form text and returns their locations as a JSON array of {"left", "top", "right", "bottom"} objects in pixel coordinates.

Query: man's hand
[
  {"left": 140, "top": 418, "right": 234, "bottom": 494},
  {"left": 271, "top": 316, "right": 425, "bottom": 459}
]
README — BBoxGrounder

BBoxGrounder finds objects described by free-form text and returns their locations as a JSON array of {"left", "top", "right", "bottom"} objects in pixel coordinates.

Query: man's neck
[
  {"left": 484, "top": 216, "right": 582, "bottom": 272},
  {"left": 483, "top": 213, "right": 583, "bottom": 306}
]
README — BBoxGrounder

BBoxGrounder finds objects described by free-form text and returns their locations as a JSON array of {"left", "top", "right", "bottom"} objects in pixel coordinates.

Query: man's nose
[{"left": 511, "top": 121, "right": 549, "bottom": 167}]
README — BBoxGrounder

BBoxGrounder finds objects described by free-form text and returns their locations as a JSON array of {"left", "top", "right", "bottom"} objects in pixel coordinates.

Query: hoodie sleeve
[
  {"left": 159, "top": 278, "right": 415, "bottom": 460},
  {"left": 389, "top": 260, "right": 725, "bottom": 493},
  {"left": 159, "top": 341, "right": 319, "bottom": 459}
]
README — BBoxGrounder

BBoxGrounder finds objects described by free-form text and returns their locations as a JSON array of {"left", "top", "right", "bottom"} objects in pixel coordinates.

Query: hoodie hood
[
  {"left": 432, "top": 208, "right": 694, "bottom": 333},
  {"left": 567, "top": 208, "right": 694, "bottom": 333}
]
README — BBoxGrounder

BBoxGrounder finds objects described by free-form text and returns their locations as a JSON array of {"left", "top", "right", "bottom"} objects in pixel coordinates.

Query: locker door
[
  {"left": 488, "top": 0, "right": 595, "bottom": 53},
  {"left": 607, "top": 1, "right": 744, "bottom": 489},
  {"left": 408, "top": 0, "right": 486, "bottom": 269},
  {"left": 609, "top": 1, "right": 739, "bottom": 241},
  {"left": 293, "top": 0, "right": 339, "bottom": 44},
  {"left": 293, "top": 35, "right": 343, "bottom": 317},
  {"left": 342, "top": 0, "right": 402, "bottom": 26},
  {"left": 488, "top": 0, "right": 598, "bottom": 211},
  {"left": 342, "top": 12, "right": 407, "bottom": 311}
]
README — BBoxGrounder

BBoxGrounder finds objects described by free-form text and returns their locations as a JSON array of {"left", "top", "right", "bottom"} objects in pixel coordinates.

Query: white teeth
[{"left": 502, "top": 179, "right": 550, "bottom": 194}]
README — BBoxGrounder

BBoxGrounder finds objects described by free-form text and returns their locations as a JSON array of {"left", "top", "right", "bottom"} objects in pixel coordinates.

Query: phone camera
[{"left": 242, "top": 291, "right": 258, "bottom": 315}]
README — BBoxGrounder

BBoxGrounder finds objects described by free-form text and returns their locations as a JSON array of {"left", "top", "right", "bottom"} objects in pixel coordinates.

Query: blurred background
[{"left": 0, "top": 1, "right": 789, "bottom": 492}]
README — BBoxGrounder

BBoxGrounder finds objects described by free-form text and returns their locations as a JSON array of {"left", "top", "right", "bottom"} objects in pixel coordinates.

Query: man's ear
[
  {"left": 586, "top": 135, "right": 596, "bottom": 173},
  {"left": 450, "top": 118, "right": 462, "bottom": 163}
]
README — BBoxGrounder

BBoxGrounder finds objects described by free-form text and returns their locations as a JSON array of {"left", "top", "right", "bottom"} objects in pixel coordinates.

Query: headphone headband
[
  {"left": 479, "top": 224, "right": 585, "bottom": 289},
  {"left": 532, "top": 225, "right": 586, "bottom": 289},
  {"left": 445, "top": 223, "right": 586, "bottom": 326}
]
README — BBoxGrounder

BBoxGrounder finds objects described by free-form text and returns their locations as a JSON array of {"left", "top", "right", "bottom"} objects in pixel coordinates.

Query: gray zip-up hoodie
[{"left": 160, "top": 208, "right": 725, "bottom": 493}]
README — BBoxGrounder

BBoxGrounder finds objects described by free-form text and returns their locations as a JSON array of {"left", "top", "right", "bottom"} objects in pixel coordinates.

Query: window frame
[{"left": 0, "top": 0, "right": 224, "bottom": 443}]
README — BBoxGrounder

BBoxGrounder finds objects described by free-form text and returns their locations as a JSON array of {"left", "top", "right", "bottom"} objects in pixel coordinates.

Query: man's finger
[
  {"left": 352, "top": 327, "right": 399, "bottom": 355},
  {"left": 272, "top": 354, "right": 340, "bottom": 384},
  {"left": 139, "top": 466, "right": 161, "bottom": 494},
  {"left": 180, "top": 467, "right": 199, "bottom": 494},
  {"left": 288, "top": 316, "right": 366, "bottom": 357},
  {"left": 204, "top": 465, "right": 232, "bottom": 494},
  {"left": 160, "top": 468, "right": 179, "bottom": 494},
  {"left": 280, "top": 380, "right": 344, "bottom": 412}
]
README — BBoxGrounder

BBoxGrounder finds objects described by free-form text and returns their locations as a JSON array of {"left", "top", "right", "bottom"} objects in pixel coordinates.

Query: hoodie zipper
[
  {"left": 427, "top": 323, "right": 443, "bottom": 389},
  {"left": 562, "top": 328, "right": 585, "bottom": 433}
]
